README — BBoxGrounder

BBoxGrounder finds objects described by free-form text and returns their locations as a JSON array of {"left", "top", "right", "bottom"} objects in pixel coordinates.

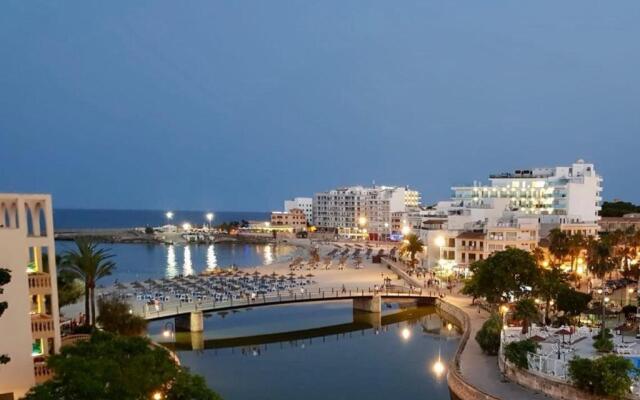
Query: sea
[
  {"left": 53, "top": 209, "right": 297, "bottom": 285},
  {"left": 53, "top": 208, "right": 269, "bottom": 230}
]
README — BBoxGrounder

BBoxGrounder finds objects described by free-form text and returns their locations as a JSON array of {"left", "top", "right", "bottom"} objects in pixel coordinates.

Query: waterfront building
[
  {"left": 0, "top": 194, "right": 61, "bottom": 399},
  {"left": 284, "top": 197, "right": 313, "bottom": 224},
  {"left": 599, "top": 214, "right": 640, "bottom": 233},
  {"left": 451, "top": 159, "right": 603, "bottom": 224},
  {"left": 270, "top": 208, "right": 307, "bottom": 232},
  {"left": 312, "top": 185, "right": 421, "bottom": 240}
]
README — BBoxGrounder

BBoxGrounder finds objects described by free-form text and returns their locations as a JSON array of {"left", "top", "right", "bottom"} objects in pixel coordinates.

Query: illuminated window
[{"left": 32, "top": 339, "right": 43, "bottom": 356}]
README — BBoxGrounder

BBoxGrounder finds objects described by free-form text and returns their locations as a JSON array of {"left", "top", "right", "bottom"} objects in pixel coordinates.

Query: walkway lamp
[
  {"left": 206, "top": 212, "right": 214, "bottom": 229},
  {"left": 165, "top": 211, "right": 174, "bottom": 221},
  {"left": 152, "top": 391, "right": 163, "bottom": 400},
  {"left": 601, "top": 296, "right": 610, "bottom": 340}
]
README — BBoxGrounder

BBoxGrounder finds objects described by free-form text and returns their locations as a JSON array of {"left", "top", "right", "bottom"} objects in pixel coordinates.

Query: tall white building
[
  {"left": 451, "top": 159, "right": 602, "bottom": 224},
  {"left": 284, "top": 197, "right": 313, "bottom": 224},
  {"left": 0, "top": 194, "right": 61, "bottom": 399},
  {"left": 313, "top": 185, "right": 420, "bottom": 239}
]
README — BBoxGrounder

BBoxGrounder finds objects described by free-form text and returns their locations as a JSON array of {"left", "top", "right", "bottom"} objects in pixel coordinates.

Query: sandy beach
[{"left": 60, "top": 240, "right": 406, "bottom": 321}]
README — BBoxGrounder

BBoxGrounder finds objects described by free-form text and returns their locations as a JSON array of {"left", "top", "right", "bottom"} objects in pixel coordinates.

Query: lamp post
[
  {"left": 206, "top": 212, "right": 214, "bottom": 230},
  {"left": 165, "top": 211, "right": 174, "bottom": 223},
  {"left": 435, "top": 235, "right": 445, "bottom": 270},
  {"left": 358, "top": 216, "right": 367, "bottom": 241}
]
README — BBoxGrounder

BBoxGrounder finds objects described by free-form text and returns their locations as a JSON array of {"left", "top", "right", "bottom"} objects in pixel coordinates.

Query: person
[{"left": 342, "top": 284, "right": 346, "bottom": 293}]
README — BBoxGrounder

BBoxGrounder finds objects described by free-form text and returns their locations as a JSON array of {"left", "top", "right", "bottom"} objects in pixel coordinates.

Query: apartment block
[{"left": 0, "top": 194, "right": 61, "bottom": 399}]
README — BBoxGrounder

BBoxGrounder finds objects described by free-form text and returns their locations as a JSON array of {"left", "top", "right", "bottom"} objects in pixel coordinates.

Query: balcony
[
  {"left": 34, "top": 361, "right": 53, "bottom": 384},
  {"left": 28, "top": 273, "right": 52, "bottom": 293},
  {"left": 31, "top": 314, "right": 55, "bottom": 338}
]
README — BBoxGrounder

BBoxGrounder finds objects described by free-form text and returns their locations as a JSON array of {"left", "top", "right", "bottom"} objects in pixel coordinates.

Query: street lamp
[
  {"left": 401, "top": 225, "right": 411, "bottom": 236},
  {"left": 206, "top": 212, "right": 214, "bottom": 229},
  {"left": 601, "top": 296, "right": 610, "bottom": 340},
  {"left": 165, "top": 211, "right": 174, "bottom": 221},
  {"left": 182, "top": 223, "right": 192, "bottom": 231},
  {"left": 152, "top": 391, "right": 163, "bottom": 400}
]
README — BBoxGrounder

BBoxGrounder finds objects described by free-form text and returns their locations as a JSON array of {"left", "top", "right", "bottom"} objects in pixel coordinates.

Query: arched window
[{"left": 25, "top": 203, "right": 34, "bottom": 236}]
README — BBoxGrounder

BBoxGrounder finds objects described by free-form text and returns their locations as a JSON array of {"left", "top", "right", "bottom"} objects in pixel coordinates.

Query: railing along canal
[{"left": 138, "top": 287, "right": 439, "bottom": 320}]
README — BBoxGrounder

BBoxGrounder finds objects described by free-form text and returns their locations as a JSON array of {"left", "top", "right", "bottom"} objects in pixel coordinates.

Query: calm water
[
  {"left": 54, "top": 242, "right": 299, "bottom": 285},
  {"left": 149, "top": 301, "right": 460, "bottom": 400},
  {"left": 53, "top": 209, "right": 269, "bottom": 229}
]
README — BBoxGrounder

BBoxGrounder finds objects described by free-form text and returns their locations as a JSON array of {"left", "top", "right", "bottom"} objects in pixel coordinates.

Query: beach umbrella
[
  {"left": 529, "top": 335, "right": 547, "bottom": 343},
  {"left": 555, "top": 328, "right": 572, "bottom": 343},
  {"left": 306, "top": 274, "right": 315, "bottom": 278},
  {"left": 288, "top": 272, "right": 296, "bottom": 276},
  {"left": 252, "top": 271, "right": 261, "bottom": 276}
]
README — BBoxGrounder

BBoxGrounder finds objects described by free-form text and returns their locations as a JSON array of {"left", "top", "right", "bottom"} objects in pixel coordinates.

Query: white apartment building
[
  {"left": 313, "top": 185, "right": 420, "bottom": 240},
  {"left": 451, "top": 159, "right": 603, "bottom": 224},
  {"left": 0, "top": 194, "right": 61, "bottom": 399},
  {"left": 284, "top": 197, "right": 313, "bottom": 224}
]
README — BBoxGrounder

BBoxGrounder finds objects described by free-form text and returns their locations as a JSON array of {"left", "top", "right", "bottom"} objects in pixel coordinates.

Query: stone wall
[
  {"left": 439, "top": 300, "right": 501, "bottom": 400},
  {"left": 499, "top": 352, "right": 622, "bottom": 400}
]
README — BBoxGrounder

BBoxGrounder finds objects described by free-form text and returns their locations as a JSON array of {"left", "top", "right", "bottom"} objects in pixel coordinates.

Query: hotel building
[
  {"left": 451, "top": 159, "right": 602, "bottom": 224},
  {"left": 284, "top": 197, "right": 313, "bottom": 224},
  {"left": 0, "top": 194, "right": 61, "bottom": 399},
  {"left": 312, "top": 185, "right": 421, "bottom": 240},
  {"left": 270, "top": 208, "right": 307, "bottom": 232}
]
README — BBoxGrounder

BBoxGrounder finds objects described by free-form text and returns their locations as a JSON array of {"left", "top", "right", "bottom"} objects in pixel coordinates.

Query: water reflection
[
  {"left": 263, "top": 245, "right": 273, "bottom": 265},
  {"left": 206, "top": 245, "right": 217, "bottom": 271},
  {"left": 154, "top": 304, "right": 460, "bottom": 400},
  {"left": 183, "top": 246, "right": 193, "bottom": 276},
  {"left": 158, "top": 306, "right": 459, "bottom": 353},
  {"left": 166, "top": 245, "right": 177, "bottom": 278}
]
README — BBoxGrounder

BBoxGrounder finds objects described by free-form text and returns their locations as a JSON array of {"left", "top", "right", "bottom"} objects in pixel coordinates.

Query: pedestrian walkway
[
  {"left": 382, "top": 258, "right": 547, "bottom": 399},
  {"left": 445, "top": 293, "right": 548, "bottom": 400}
]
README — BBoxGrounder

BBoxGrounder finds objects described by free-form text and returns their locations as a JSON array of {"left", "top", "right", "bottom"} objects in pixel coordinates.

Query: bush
[
  {"left": 568, "top": 355, "right": 637, "bottom": 399},
  {"left": 593, "top": 336, "right": 614, "bottom": 353},
  {"left": 23, "top": 332, "right": 221, "bottom": 400},
  {"left": 97, "top": 298, "right": 147, "bottom": 336},
  {"left": 144, "top": 226, "right": 155, "bottom": 235},
  {"left": 592, "top": 328, "right": 613, "bottom": 340},
  {"left": 504, "top": 339, "right": 538, "bottom": 369},
  {"left": 475, "top": 313, "right": 502, "bottom": 355}
]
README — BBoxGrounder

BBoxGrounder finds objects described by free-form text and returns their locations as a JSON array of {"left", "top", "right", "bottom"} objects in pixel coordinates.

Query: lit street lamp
[
  {"left": 165, "top": 211, "right": 174, "bottom": 221},
  {"left": 206, "top": 212, "right": 214, "bottom": 229}
]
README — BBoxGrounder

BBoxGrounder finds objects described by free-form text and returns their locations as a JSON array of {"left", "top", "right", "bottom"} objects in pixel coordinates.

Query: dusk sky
[{"left": 1, "top": 1, "right": 639, "bottom": 211}]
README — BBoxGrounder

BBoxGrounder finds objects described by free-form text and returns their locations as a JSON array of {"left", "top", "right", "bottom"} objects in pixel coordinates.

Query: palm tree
[
  {"left": 400, "top": 233, "right": 424, "bottom": 268},
  {"left": 586, "top": 237, "right": 615, "bottom": 281},
  {"left": 513, "top": 298, "right": 539, "bottom": 335},
  {"left": 567, "top": 232, "right": 585, "bottom": 272},
  {"left": 535, "top": 267, "right": 568, "bottom": 325},
  {"left": 62, "top": 239, "right": 116, "bottom": 326},
  {"left": 548, "top": 229, "right": 570, "bottom": 267}
]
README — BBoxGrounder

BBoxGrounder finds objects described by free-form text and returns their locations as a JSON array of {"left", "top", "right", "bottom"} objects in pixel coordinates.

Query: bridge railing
[{"left": 137, "top": 286, "right": 440, "bottom": 319}]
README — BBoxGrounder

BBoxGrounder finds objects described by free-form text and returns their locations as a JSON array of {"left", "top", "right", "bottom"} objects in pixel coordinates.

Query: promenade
[{"left": 383, "top": 258, "right": 546, "bottom": 400}]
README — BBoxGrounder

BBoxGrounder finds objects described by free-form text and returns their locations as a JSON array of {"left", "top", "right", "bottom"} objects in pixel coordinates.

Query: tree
[
  {"left": 568, "top": 355, "right": 637, "bottom": 399},
  {"left": 535, "top": 267, "right": 569, "bottom": 324},
  {"left": 504, "top": 339, "right": 538, "bottom": 369},
  {"left": 586, "top": 237, "right": 616, "bottom": 280},
  {"left": 475, "top": 313, "right": 502, "bottom": 355},
  {"left": 57, "top": 269, "right": 85, "bottom": 309},
  {"left": 62, "top": 239, "right": 116, "bottom": 326},
  {"left": 0, "top": 268, "right": 10, "bottom": 365},
  {"left": 547, "top": 229, "right": 570, "bottom": 267},
  {"left": 399, "top": 234, "right": 424, "bottom": 267},
  {"left": 462, "top": 248, "right": 540, "bottom": 307},
  {"left": 97, "top": 297, "right": 147, "bottom": 336},
  {"left": 556, "top": 287, "right": 591, "bottom": 323},
  {"left": 567, "top": 232, "right": 586, "bottom": 272},
  {"left": 600, "top": 201, "right": 640, "bottom": 218},
  {"left": 23, "top": 332, "right": 221, "bottom": 400},
  {"left": 513, "top": 298, "right": 539, "bottom": 334}
]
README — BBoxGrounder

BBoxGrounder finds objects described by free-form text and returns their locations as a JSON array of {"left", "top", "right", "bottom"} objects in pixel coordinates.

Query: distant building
[
  {"left": 312, "top": 185, "right": 421, "bottom": 239},
  {"left": 599, "top": 215, "right": 640, "bottom": 233},
  {"left": 451, "top": 159, "right": 603, "bottom": 224},
  {"left": 284, "top": 197, "right": 313, "bottom": 224},
  {"left": 0, "top": 194, "right": 61, "bottom": 399},
  {"left": 270, "top": 208, "right": 307, "bottom": 232}
]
